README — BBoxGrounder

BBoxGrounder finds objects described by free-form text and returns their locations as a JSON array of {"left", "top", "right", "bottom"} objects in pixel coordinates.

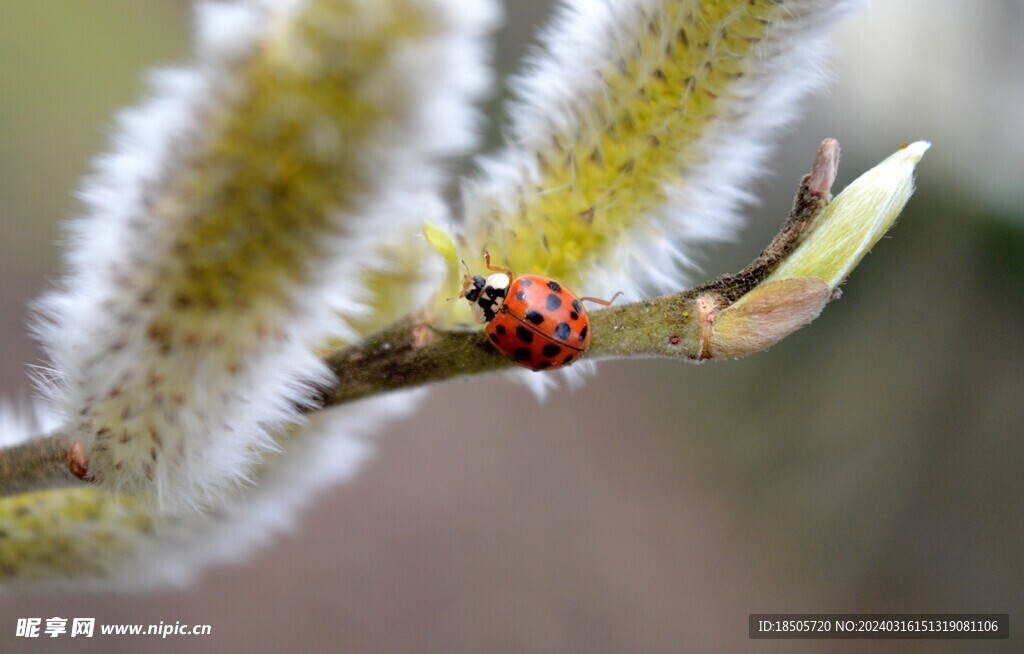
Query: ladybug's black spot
[
  {"left": 571, "top": 299, "right": 582, "bottom": 313},
  {"left": 519, "top": 278, "right": 532, "bottom": 287},
  {"left": 579, "top": 325, "right": 588, "bottom": 341},
  {"left": 515, "top": 326, "right": 534, "bottom": 343},
  {"left": 513, "top": 348, "right": 532, "bottom": 362},
  {"left": 569, "top": 311, "right": 579, "bottom": 321},
  {"left": 485, "top": 286, "right": 507, "bottom": 301},
  {"left": 515, "top": 291, "right": 526, "bottom": 301},
  {"left": 525, "top": 310, "right": 544, "bottom": 325},
  {"left": 489, "top": 333, "right": 499, "bottom": 344},
  {"left": 545, "top": 293, "right": 562, "bottom": 311},
  {"left": 547, "top": 280, "right": 562, "bottom": 293},
  {"left": 554, "top": 321, "right": 571, "bottom": 340},
  {"left": 562, "top": 354, "right": 575, "bottom": 365},
  {"left": 465, "top": 275, "right": 485, "bottom": 302},
  {"left": 542, "top": 343, "right": 562, "bottom": 358},
  {"left": 495, "top": 324, "right": 506, "bottom": 335},
  {"left": 537, "top": 361, "right": 552, "bottom": 369}
]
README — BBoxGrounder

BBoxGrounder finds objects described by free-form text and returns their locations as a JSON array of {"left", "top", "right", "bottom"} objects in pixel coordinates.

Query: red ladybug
[{"left": 460, "top": 253, "right": 619, "bottom": 371}]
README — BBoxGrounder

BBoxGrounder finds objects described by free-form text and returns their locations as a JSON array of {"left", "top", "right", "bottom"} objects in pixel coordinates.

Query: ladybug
[{"left": 460, "top": 252, "right": 619, "bottom": 371}]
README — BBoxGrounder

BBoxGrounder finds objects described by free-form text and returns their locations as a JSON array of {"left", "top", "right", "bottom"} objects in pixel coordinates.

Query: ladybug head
[
  {"left": 470, "top": 273, "right": 511, "bottom": 323},
  {"left": 459, "top": 271, "right": 486, "bottom": 304},
  {"left": 459, "top": 261, "right": 510, "bottom": 324}
]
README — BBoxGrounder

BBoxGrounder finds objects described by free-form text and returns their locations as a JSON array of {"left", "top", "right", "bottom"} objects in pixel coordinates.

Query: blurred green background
[{"left": 1, "top": 1, "right": 1021, "bottom": 652}]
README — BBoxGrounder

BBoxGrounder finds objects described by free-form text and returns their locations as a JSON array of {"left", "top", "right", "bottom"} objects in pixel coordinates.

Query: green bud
[{"left": 767, "top": 141, "right": 930, "bottom": 288}]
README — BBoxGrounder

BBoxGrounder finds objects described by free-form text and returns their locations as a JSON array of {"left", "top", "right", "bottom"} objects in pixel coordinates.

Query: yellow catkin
[
  {"left": 0, "top": 489, "right": 151, "bottom": 581},
  {"left": 82, "top": 0, "right": 438, "bottom": 492},
  {"left": 10, "top": 0, "right": 474, "bottom": 583},
  {"left": 164, "top": 3, "right": 432, "bottom": 323},
  {"left": 465, "top": 0, "right": 795, "bottom": 285}
]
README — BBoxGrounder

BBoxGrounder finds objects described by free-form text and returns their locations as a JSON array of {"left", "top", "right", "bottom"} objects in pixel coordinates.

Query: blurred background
[{"left": 0, "top": 1, "right": 1021, "bottom": 652}]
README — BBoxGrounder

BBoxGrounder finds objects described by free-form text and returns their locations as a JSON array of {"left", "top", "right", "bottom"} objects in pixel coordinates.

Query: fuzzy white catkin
[
  {"left": 456, "top": 0, "right": 862, "bottom": 395},
  {"left": 32, "top": 0, "right": 498, "bottom": 513},
  {"left": 0, "top": 400, "right": 60, "bottom": 449},
  {"left": 465, "top": 0, "right": 863, "bottom": 300}
]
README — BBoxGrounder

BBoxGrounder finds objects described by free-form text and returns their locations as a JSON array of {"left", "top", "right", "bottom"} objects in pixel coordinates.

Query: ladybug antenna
[
  {"left": 579, "top": 291, "right": 623, "bottom": 307},
  {"left": 448, "top": 260, "right": 474, "bottom": 302},
  {"left": 483, "top": 250, "right": 513, "bottom": 278}
]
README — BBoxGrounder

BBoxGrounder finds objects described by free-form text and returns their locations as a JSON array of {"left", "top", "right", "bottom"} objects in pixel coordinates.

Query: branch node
[
  {"left": 66, "top": 440, "right": 95, "bottom": 482},
  {"left": 412, "top": 323, "right": 436, "bottom": 350},
  {"left": 696, "top": 293, "right": 722, "bottom": 361}
]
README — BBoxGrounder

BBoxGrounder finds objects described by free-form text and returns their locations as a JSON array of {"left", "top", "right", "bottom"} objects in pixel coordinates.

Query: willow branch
[
  {"left": 2, "top": 139, "right": 840, "bottom": 496},
  {"left": 317, "top": 139, "right": 838, "bottom": 406}
]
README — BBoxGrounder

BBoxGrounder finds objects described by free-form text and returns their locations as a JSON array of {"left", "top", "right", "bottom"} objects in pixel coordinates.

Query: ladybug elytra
[{"left": 460, "top": 253, "right": 619, "bottom": 371}]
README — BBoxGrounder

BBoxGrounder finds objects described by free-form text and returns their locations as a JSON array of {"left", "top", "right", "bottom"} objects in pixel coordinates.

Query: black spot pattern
[
  {"left": 489, "top": 333, "right": 499, "bottom": 344},
  {"left": 569, "top": 311, "right": 579, "bottom": 321},
  {"left": 571, "top": 299, "right": 582, "bottom": 313},
  {"left": 563, "top": 354, "right": 575, "bottom": 365},
  {"left": 495, "top": 324, "right": 506, "bottom": 335},
  {"left": 547, "top": 280, "right": 562, "bottom": 292},
  {"left": 485, "top": 286, "right": 507, "bottom": 301},
  {"left": 537, "top": 361, "right": 552, "bottom": 369},
  {"left": 520, "top": 278, "right": 532, "bottom": 287},
  {"left": 545, "top": 294, "right": 562, "bottom": 311},
  {"left": 464, "top": 275, "right": 485, "bottom": 302},
  {"left": 525, "top": 310, "right": 544, "bottom": 325},
  {"left": 579, "top": 325, "right": 588, "bottom": 341},
  {"left": 554, "top": 322, "right": 571, "bottom": 340},
  {"left": 515, "top": 326, "right": 534, "bottom": 343},
  {"left": 515, "top": 291, "right": 526, "bottom": 301},
  {"left": 513, "top": 348, "right": 532, "bottom": 362},
  {"left": 542, "top": 343, "right": 562, "bottom": 358}
]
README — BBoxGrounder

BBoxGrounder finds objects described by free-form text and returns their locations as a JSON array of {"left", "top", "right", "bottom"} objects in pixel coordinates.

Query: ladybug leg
[
  {"left": 579, "top": 291, "right": 623, "bottom": 307},
  {"left": 483, "top": 250, "right": 514, "bottom": 278}
]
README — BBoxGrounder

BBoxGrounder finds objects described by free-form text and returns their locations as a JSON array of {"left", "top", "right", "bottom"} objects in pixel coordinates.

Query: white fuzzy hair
[
  {"left": 469, "top": 0, "right": 863, "bottom": 395},
  {"left": 0, "top": 399, "right": 61, "bottom": 449},
  {"left": 32, "top": 0, "right": 498, "bottom": 512}
]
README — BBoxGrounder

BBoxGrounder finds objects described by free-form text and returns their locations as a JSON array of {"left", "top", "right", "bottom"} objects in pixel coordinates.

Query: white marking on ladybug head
[
  {"left": 485, "top": 273, "right": 510, "bottom": 291},
  {"left": 470, "top": 300, "right": 488, "bottom": 323}
]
